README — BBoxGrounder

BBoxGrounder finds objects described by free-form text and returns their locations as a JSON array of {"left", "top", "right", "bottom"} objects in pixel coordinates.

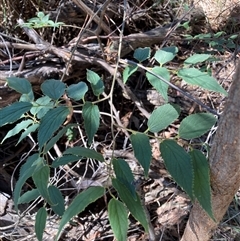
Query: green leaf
[
  {"left": 48, "top": 185, "right": 65, "bottom": 216},
  {"left": 35, "top": 207, "right": 47, "bottom": 241},
  {"left": 146, "top": 66, "right": 170, "bottom": 101},
  {"left": 17, "top": 123, "right": 39, "bottom": 145},
  {"left": 123, "top": 64, "right": 138, "bottom": 84},
  {"left": 190, "top": 149, "right": 214, "bottom": 220},
  {"left": 66, "top": 82, "right": 88, "bottom": 101},
  {"left": 178, "top": 68, "right": 228, "bottom": 96},
  {"left": 1, "top": 119, "right": 33, "bottom": 144},
  {"left": 112, "top": 178, "right": 148, "bottom": 232},
  {"left": 179, "top": 113, "right": 217, "bottom": 140},
  {"left": 33, "top": 165, "right": 52, "bottom": 204},
  {"left": 18, "top": 189, "right": 40, "bottom": 204},
  {"left": 108, "top": 199, "right": 128, "bottom": 241},
  {"left": 130, "top": 133, "right": 151, "bottom": 177},
  {"left": 38, "top": 106, "right": 70, "bottom": 149},
  {"left": 86, "top": 69, "right": 104, "bottom": 96},
  {"left": 82, "top": 102, "right": 100, "bottom": 145},
  {"left": 51, "top": 155, "right": 81, "bottom": 168},
  {"left": 112, "top": 159, "right": 136, "bottom": 199},
  {"left": 63, "top": 146, "right": 104, "bottom": 162},
  {"left": 184, "top": 54, "right": 211, "bottom": 65},
  {"left": 160, "top": 139, "right": 194, "bottom": 200},
  {"left": 133, "top": 47, "right": 151, "bottom": 62},
  {"left": 6, "top": 77, "right": 32, "bottom": 94},
  {"left": 0, "top": 102, "right": 32, "bottom": 127},
  {"left": 19, "top": 90, "right": 34, "bottom": 102},
  {"left": 147, "top": 104, "right": 179, "bottom": 133},
  {"left": 14, "top": 154, "right": 42, "bottom": 209},
  {"left": 154, "top": 46, "right": 178, "bottom": 65},
  {"left": 56, "top": 187, "right": 104, "bottom": 240},
  {"left": 41, "top": 79, "right": 66, "bottom": 100}
]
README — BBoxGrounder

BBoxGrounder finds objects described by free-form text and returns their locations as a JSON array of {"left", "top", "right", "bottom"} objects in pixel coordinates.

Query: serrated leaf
[
  {"left": 1, "top": 119, "right": 33, "bottom": 144},
  {"left": 160, "top": 139, "right": 194, "bottom": 200},
  {"left": 38, "top": 106, "right": 70, "bottom": 149},
  {"left": 112, "top": 159, "right": 136, "bottom": 199},
  {"left": 178, "top": 68, "right": 227, "bottom": 96},
  {"left": 35, "top": 207, "right": 47, "bottom": 241},
  {"left": 184, "top": 54, "right": 211, "bottom": 65},
  {"left": 17, "top": 123, "right": 39, "bottom": 145},
  {"left": 179, "top": 113, "right": 217, "bottom": 140},
  {"left": 56, "top": 187, "right": 104, "bottom": 240},
  {"left": 6, "top": 77, "right": 32, "bottom": 94},
  {"left": 123, "top": 64, "right": 138, "bottom": 84},
  {"left": 147, "top": 104, "right": 179, "bottom": 133},
  {"left": 48, "top": 185, "right": 65, "bottom": 216},
  {"left": 146, "top": 66, "right": 169, "bottom": 101},
  {"left": 33, "top": 165, "right": 52, "bottom": 204},
  {"left": 86, "top": 69, "right": 104, "bottom": 96},
  {"left": 154, "top": 46, "right": 178, "bottom": 65},
  {"left": 133, "top": 47, "right": 151, "bottom": 62},
  {"left": 66, "top": 82, "right": 88, "bottom": 101},
  {"left": 112, "top": 178, "right": 148, "bottom": 232},
  {"left": 108, "top": 199, "right": 128, "bottom": 241},
  {"left": 82, "top": 102, "right": 100, "bottom": 145},
  {"left": 51, "top": 155, "right": 81, "bottom": 168},
  {"left": 190, "top": 149, "right": 214, "bottom": 220},
  {"left": 130, "top": 133, "right": 151, "bottom": 177},
  {"left": 0, "top": 102, "right": 32, "bottom": 127},
  {"left": 18, "top": 189, "right": 40, "bottom": 204},
  {"left": 41, "top": 79, "right": 66, "bottom": 100},
  {"left": 63, "top": 146, "right": 104, "bottom": 162}
]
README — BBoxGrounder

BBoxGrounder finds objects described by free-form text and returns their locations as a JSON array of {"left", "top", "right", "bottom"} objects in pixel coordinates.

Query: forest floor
[{"left": 0, "top": 0, "right": 240, "bottom": 240}]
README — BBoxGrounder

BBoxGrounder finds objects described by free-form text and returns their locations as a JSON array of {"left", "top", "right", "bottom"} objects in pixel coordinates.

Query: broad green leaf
[
  {"left": 30, "top": 96, "right": 54, "bottom": 119},
  {"left": 133, "top": 47, "right": 151, "bottom": 62},
  {"left": 44, "top": 124, "right": 77, "bottom": 153},
  {"left": 38, "top": 106, "right": 70, "bottom": 149},
  {"left": 108, "top": 199, "right": 128, "bottom": 241},
  {"left": 179, "top": 113, "right": 217, "bottom": 140},
  {"left": 130, "top": 133, "right": 151, "bottom": 177},
  {"left": 146, "top": 66, "right": 169, "bottom": 101},
  {"left": 35, "top": 207, "right": 47, "bottom": 241},
  {"left": 123, "top": 64, "right": 138, "bottom": 84},
  {"left": 1, "top": 119, "right": 33, "bottom": 144},
  {"left": 178, "top": 68, "right": 227, "bottom": 96},
  {"left": 48, "top": 185, "right": 65, "bottom": 216},
  {"left": 86, "top": 69, "right": 104, "bottom": 96},
  {"left": 18, "top": 189, "right": 40, "bottom": 204},
  {"left": 33, "top": 165, "right": 52, "bottom": 204},
  {"left": 112, "top": 159, "right": 136, "bottom": 199},
  {"left": 66, "top": 82, "right": 88, "bottom": 101},
  {"left": 14, "top": 154, "right": 42, "bottom": 210},
  {"left": 190, "top": 149, "right": 214, "bottom": 220},
  {"left": 41, "top": 79, "right": 66, "bottom": 100},
  {"left": 17, "top": 123, "right": 39, "bottom": 145},
  {"left": 0, "top": 102, "right": 32, "bottom": 127},
  {"left": 154, "top": 46, "right": 178, "bottom": 65},
  {"left": 6, "top": 77, "right": 32, "bottom": 94},
  {"left": 56, "top": 187, "right": 104, "bottom": 240},
  {"left": 184, "top": 54, "right": 211, "bottom": 65},
  {"left": 19, "top": 90, "right": 35, "bottom": 102},
  {"left": 51, "top": 155, "right": 81, "bottom": 168},
  {"left": 82, "top": 102, "right": 100, "bottom": 145},
  {"left": 63, "top": 146, "right": 104, "bottom": 162},
  {"left": 147, "top": 104, "right": 179, "bottom": 133},
  {"left": 112, "top": 178, "right": 148, "bottom": 232},
  {"left": 160, "top": 139, "right": 194, "bottom": 200}
]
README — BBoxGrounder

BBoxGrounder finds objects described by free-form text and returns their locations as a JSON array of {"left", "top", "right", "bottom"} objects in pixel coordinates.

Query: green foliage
[{"left": 1, "top": 44, "right": 226, "bottom": 240}]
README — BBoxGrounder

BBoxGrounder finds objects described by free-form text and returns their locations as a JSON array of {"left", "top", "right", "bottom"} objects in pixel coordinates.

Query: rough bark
[{"left": 181, "top": 62, "right": 240, "bottom": 241}]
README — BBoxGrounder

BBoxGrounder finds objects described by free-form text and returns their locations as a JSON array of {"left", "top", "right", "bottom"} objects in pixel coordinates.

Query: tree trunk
[{"left": 181, "top": 62, "right": 240, "bottom": 241}]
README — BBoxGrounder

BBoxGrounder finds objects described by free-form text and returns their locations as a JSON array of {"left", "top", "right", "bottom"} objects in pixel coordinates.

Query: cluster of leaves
[
  {"left": 0, "top": 46, "right": 228, "bottom": 240},
  {"left": 20, "top": 12, "right": 64, "bottom": 29}
]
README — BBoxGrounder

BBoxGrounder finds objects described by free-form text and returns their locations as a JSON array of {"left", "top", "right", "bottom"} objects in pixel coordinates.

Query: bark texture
[{"left": 181, "top": 62, "right": 240, "bottom": 241}]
